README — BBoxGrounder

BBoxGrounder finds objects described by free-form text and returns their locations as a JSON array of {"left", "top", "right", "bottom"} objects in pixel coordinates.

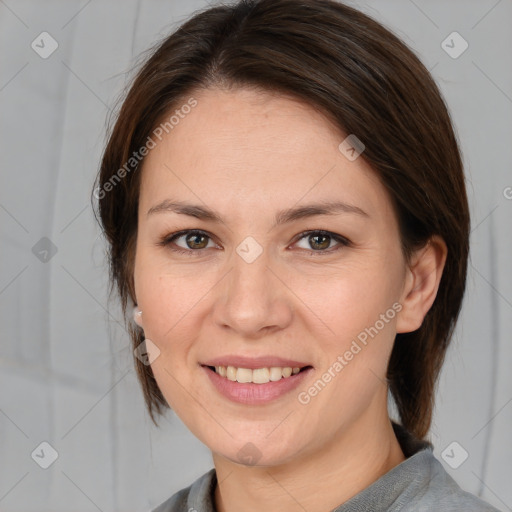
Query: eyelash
[{"left": 157, "top": 229, "right": 351, "bottom": 257}]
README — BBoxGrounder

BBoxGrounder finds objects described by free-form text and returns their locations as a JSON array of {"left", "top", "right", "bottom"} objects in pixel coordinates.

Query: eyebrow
[{"left": 147, "top": 199, "right": 369, "bottom": 226}]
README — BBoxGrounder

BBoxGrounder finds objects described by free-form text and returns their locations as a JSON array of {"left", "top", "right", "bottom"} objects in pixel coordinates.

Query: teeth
[
  {"left": 270, "top": 367, "right": 283, "bottom": 381},
  {"left": 213, "top": 365, "right": 302, "bottom": 384},
  {"left": 226, "top": 366, "right": 237, "bottom": 381},
  {"left": 236, "top": 367, "right": 253, "bottom": 383},
  {"left": 282, "top": 367, "right": 292, "bottom": 378}
]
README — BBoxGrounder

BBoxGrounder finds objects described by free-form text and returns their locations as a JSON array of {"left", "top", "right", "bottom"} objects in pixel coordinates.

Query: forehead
[{"left": 138, "top": 87, "right": 389, "bottom": 220}]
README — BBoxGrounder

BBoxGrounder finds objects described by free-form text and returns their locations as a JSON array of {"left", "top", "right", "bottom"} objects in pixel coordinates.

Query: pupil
[
  {"left": 188, "top": 233, "right": 206, "bottom": 249},
  {"left": 311, "top": 234, "right": 329, "bottom": 250}
]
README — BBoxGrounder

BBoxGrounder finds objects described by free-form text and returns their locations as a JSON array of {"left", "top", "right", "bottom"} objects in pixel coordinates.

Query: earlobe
[
  {"left": 396, "top": 236, "right": 447, "bottom": 333},
  {"left": 133, "top": 306, "right": 143, "bottom": 327}
]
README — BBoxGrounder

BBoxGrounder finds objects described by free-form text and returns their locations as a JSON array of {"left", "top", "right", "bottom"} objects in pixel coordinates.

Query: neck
[{"left": 213, "top": 405, "right": 405, "bottom": 512}]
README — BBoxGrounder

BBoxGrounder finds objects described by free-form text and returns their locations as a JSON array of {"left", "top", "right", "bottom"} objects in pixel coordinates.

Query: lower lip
[{"left": 201, "top": 365, "right": 313, "bottom": 405}]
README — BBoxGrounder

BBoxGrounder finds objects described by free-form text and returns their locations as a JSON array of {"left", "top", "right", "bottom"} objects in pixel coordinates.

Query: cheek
[
  {"left": 296, "top": 274, "right": 399, "bottom": 430},
  {"left": 291, "top": 259, "right": 401, "bottom": 339},
  {"left": 134, "top": 245, "right": 209, "bottom": 334},
  {"left": 292, "top": 258, "right": 402, "bottom": 405},
  {"left": 138, "top": 270, "right": 207, "bottom": 411}
]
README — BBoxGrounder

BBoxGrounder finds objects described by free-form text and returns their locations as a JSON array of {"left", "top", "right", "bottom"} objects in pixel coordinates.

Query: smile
[
  {"left": 208, "top": 365, "right": 309, "bottom": 384},
  {"left": 201, "top": 364, "right": 314, "bottom": 404}
]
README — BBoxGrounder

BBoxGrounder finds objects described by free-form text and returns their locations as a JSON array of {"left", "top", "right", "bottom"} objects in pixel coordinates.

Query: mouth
[
  {"left": 202, "top": 364, "right": 313, "bottom": 384},
  {"left": 200, "top": 362, "right": 314, "bottom": 404}
]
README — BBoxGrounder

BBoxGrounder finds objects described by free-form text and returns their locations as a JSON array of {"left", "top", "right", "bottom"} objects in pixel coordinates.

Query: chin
[{"left": 210, "top": 435, "right": 302, "bottom": 468}]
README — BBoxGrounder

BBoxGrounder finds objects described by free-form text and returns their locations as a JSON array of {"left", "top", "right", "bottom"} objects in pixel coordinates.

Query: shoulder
[
  {"left": 150, "top": 487, "right": 188, "bottom": 512},
  {"left": 150, "top": 468, "right": 217, "bottom": 512},
  {"left": 390, "top": 423, "right": 501, "bottom": 511},
  {"left": 400, "top": 450, "right": 501, "bottom": 512}
]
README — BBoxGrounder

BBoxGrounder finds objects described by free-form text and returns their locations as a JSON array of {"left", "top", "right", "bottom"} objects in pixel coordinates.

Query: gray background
[{"left": 0, "top": 0, "right": 511, "bottom": 511}]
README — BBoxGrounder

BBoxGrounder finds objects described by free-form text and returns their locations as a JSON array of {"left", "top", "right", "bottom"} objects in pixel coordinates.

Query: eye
[
  {"left": 157, "top": 229, "right": 217, "bottom": 255},
  {"left": 157, "top": 229, "right": 350, "bottom": 256},
  {"left": 292, "top": 230, "right": 350, "bottom": 255}
]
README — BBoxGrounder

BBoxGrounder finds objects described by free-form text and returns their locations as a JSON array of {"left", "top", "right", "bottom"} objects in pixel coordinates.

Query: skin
[{"left": 133, "top": 87, "right": 447, "bottom": 512}]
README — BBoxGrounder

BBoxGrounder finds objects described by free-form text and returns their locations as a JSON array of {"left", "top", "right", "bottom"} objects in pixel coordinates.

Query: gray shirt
[{"left": 151, "top": 423, "right": 501, "bottom": 512}]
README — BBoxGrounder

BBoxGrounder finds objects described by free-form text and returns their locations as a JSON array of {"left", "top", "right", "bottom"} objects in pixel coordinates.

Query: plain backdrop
[{"left": 0, "top": 0, "right": 511, "bottom": 511}]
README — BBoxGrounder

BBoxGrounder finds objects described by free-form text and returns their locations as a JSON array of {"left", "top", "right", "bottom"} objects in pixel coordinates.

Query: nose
[{"left": 212, "top": 243, "right": 293, "bottom": 338}]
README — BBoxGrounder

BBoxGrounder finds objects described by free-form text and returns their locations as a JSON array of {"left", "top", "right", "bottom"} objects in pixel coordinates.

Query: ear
[
  {"left": 396, "top": 235, "right": 448, "bottom": 333},
  {"left": 133, "top": 306, "right": 143, "bottom": 327}
]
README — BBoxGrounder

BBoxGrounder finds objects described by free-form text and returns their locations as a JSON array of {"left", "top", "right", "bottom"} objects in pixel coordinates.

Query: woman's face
[{"left": 134, "top": 87, "right": 409, "bottom": 466}]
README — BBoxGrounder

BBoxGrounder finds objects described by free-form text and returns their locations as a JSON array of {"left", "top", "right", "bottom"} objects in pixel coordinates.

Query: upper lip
[{"left": 201, "top": 355, "right": 311, "bottom": 369}]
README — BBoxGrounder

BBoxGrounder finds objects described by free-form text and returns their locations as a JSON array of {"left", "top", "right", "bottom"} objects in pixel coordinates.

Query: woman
[{"left": 92, "top": 0, "right": 500, "bottom": 510}]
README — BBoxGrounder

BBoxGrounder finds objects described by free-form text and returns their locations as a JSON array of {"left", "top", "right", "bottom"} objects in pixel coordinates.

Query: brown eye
[
  {"left": 294, "top": 230, "right": 350, "bottom": 254},
  {"left": 158, "top": 229, "right": 216, "bottom": 255},
  {"left": 309, "top": 233, "right": 331, "bottom": 250},
  {"left": 184, "top": 232, "right": 209, "bottom": 249}
]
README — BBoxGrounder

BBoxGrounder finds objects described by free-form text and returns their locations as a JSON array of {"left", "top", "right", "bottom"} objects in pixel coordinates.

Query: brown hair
[{"left": 92, "top": 0, "right": 469, "bottom": 439}]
